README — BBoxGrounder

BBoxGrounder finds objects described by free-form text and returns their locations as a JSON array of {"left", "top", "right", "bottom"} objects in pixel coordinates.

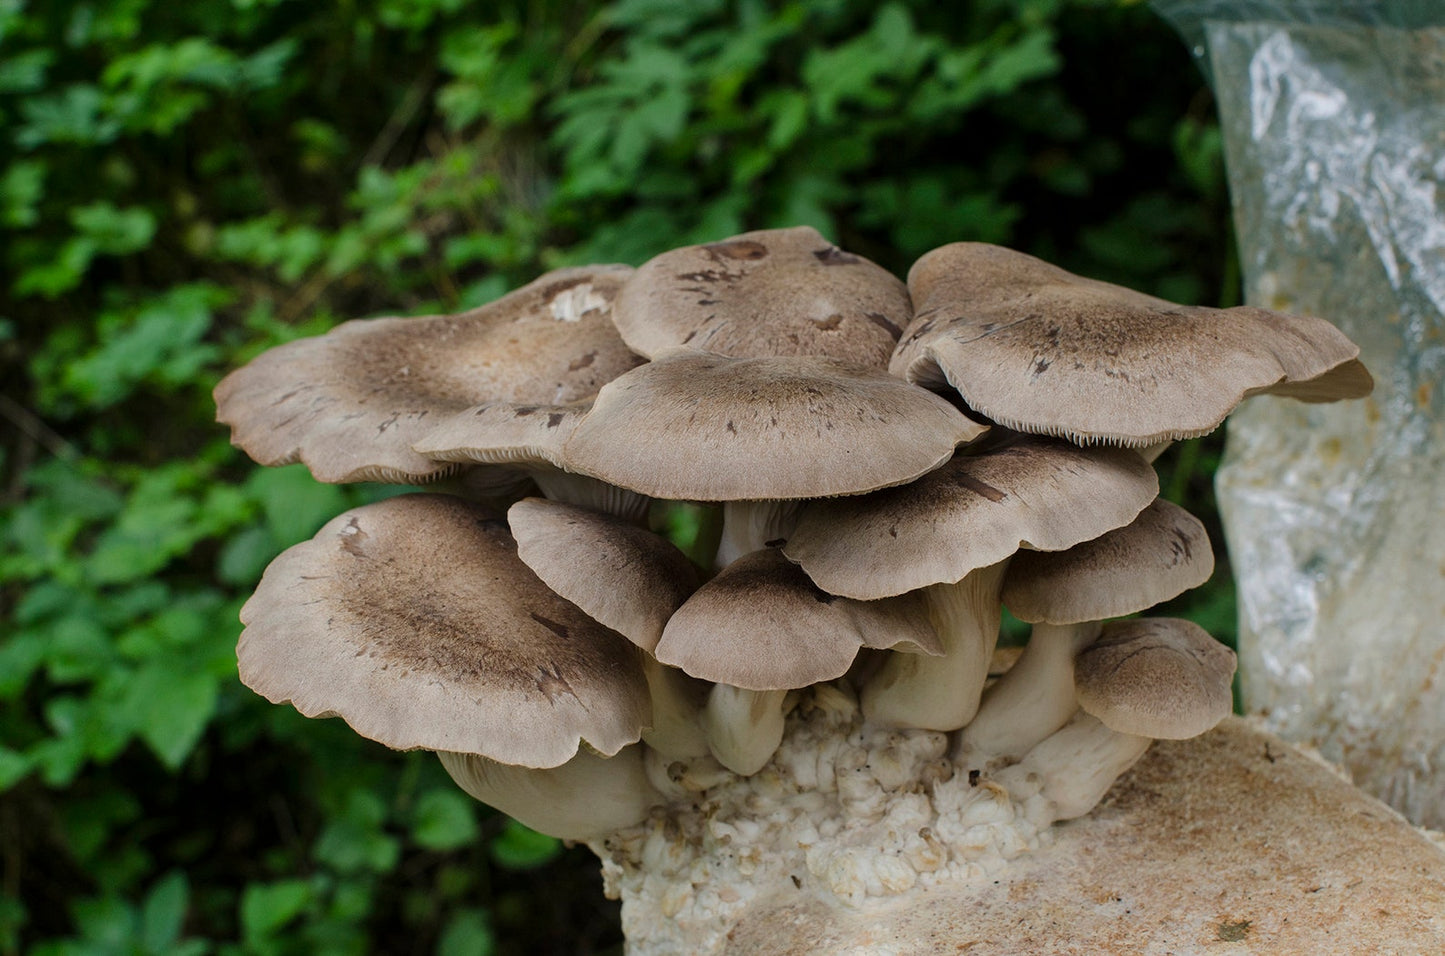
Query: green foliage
[{"left": 0, "top": 0, "right": 1229, "bottom": 954}]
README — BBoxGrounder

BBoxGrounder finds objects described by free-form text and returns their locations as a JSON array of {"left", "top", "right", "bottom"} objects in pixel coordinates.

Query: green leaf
[
  {"left": 488, "top": 819, "right": 560, "bottom": 870},
  {"left": 139, "top": 871, "right": 189, "bottom": 954},
  {"left": 70, "top": 202, "right": 157, "bottom": 256},
  {"left": 0, "top": 633, "right": 45, "bottom": 699},
  {"left": 315, "top": 791, "right": 401, "bottom": 874},
  {"left": 124, "top": 664, "right": 219, "bottom": 769},
  {"left": 0, "top": 746, "right": 34, "bottom": 791},
  {"left": 247, "top": 466, "right": 349, "bottom": 548},
  {"left": 0, "top": 48, "right": 49, "bottom": 94},
  {"left": 409, "top": 789, "right": 479, "bottom": 851},
  {"left": 1, "top": 160, "right": 46, "bottom": 227},
  {"left": 240, "top": 879, "right": 313, "bottom": 941},
  {"left": 436, "top": 907, "right": 495, "bottom": 956},
  {"left": 16, "top": 84, "right": 121, "bottom": 147},
  {"left": 71, "top": 895, "right": 138, "bottom": 949}
]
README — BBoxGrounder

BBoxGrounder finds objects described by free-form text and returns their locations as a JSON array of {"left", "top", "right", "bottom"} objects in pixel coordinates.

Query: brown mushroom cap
[
  {"left": 507, "top": 496, "right": 700, "bottom": 653},
  {"left": 891, "top": 243, "right": 1372, "bottom": 446},
  {"left": 613, "top": 226, "right": 911, "bottom": 369},
  {"left": 783, "top": 436, "right": 1160, "bottom": 600},
  {"left": 563, "top": 349, "right": 986, "bottom": 501},
  {"left": 214, "top": 265, "right": 642, "bottom": 483},
  {"left": 1003, "top": 498, "right": 1215, "bottom": 624},
  {"left": 1073, "top": 618, "right": 1236, "bottom": 740},
  {"left": 654, "top": 548, "right": 941, "bottom": 691},
  {"left": 236, "top": 494, "right": 649, "bottom": 768}
]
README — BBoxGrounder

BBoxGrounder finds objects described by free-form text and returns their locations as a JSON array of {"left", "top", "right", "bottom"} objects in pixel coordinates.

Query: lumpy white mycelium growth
[
  {"left": 221, "top": 229, "right": 1370, "bottom": 955},
  {"left": 593, "top": 682, "right": 1056, "bottom": 956}
]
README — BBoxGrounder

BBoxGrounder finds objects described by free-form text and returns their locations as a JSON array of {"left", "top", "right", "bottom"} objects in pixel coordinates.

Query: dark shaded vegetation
[{"left": 0, "top": 1, "right": 1228, "bottom": 952}]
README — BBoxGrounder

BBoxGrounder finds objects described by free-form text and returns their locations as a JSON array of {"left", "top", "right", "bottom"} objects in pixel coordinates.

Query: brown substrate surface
[{"left": 725, "top": 717, "right": 1445, "bottom": 955}]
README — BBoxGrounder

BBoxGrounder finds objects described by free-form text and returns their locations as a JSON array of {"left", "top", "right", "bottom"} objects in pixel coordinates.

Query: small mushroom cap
[
  {"left": 507, "top": 496, "right": 700, "bottom": 653},
  {"left": 237, "top": 494, "right": 649, "bottom": 768},
  {"left": 784, "top": 436, "right": 1160, "bottom": 600},
  {"left": 214, "top": 265, "right": 641, "bottom": 483},
  {"left": 655, "top": 548, "right": 941, "bottom": 691},
  {"left": 1074, "top": 618, "right": 1236, "bottom": 740},
  {"left": 892, "top": 243, "right": 1372, "bottom": 446},
  {"left": 613, "top": 226, "right": 911, "bottom": 369},
  {"left": 563, "top": 349, "right": 986, "bottom": 501},
  {"left": 1003, "top": 498, "right": 1215, "bottom": 624}
]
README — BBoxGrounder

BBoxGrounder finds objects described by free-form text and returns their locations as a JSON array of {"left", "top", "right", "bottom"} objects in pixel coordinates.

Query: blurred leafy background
[{"left": 0, "top": 0, "right": 1234, "bottom": 953}]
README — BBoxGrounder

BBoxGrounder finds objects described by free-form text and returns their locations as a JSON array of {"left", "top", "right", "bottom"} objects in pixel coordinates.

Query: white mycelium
[{"left": 591, "top": 682, "right": 1055, "bottom": 956}]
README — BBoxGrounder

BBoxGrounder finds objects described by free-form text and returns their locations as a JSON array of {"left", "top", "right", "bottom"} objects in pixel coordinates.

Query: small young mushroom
[
  {"left": 654, "top": 547, "right": 940, "bottom": 774},
  {"left": 892, "top": 242, "right": 1372, "bottom": 445},
  {"left": 1073, "top": 617, "right": 1236, "bottom": 741},
  {"left": 998, "top": 616, "right": 1236, "bottom": 825},
  {"left": 507, "top": 496, "right": 709, "bottom": 760},
  {"left": 612, "top": 226, "right": 911, "bottom": 370},
  {"left": 215, "top": 265, "right": 641, "bottom": 483},
  {"left": 960, "top": 499, "right": 1215, "bottom": 764}
]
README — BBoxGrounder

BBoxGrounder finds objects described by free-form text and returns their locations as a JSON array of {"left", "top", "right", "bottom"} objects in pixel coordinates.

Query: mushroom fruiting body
[
  {"left": 894, "top": 242, "right": 1371, "bottom": 445},
  {"left": 223, "top": 229, "right": 1371, "bottom": 956}
]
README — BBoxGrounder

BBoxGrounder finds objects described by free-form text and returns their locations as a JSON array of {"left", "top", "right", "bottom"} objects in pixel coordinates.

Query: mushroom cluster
[{"left": 220, "top": 228, "right": 1370, "bottom": 955}]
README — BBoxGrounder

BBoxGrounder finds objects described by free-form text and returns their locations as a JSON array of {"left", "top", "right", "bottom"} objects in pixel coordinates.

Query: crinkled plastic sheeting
[{"left": 1154, "top": 1, "right": 1445, "bottom": 827}]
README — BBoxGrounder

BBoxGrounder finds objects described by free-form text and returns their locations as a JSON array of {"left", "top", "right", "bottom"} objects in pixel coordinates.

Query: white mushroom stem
[
  {"left": 438, "top": 744, "right": 663, "bottom": 841},
  {"left": 714, "top": 499, "right": 803, "bottom": 568},
  {"left": 861, "top": 561, "right": 1008, "bottom": 731},
  {"left": 957, "top": 621, "right": 1102, "bottom": 767},
  {"left": 703, "top": 684, "right": 790, "bottom": 776},
  {"left": 529, "top": 468, "right": 652, "bottom": 521},
  {"left": 640, "top": 656, "right": 711, "bottom": 761},
  {"left": 992, "top": 712, "right": 1151, "bottom": 826}
]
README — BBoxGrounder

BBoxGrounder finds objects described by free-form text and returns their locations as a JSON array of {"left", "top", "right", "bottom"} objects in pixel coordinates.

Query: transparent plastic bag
[{"left": 1154, "top": 1, "right": 1445, "bottom": 826}]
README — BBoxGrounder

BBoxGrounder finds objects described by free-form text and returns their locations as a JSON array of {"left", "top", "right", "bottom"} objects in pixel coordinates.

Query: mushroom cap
[
  {"left": 613, "top": 226, "right": 911, "bottom": 369},
  {"left": 413, "top": 401, "right": 591, "bottom": 470},
  {"left": 654, "top": 548, "right": 941, "bottom": 691},
  {"left": 236, "top": 494, "right": 649, "bottom": 768},
  {"left": 1003, "top": 498, "right": 1214, "bottom": 624},
  {"left": 214, "top": 265, "right": 642, "bottom": 483},
  {"left": 563, "top": 349, "right": 986, "bottom": 501},
  {"left": 891, "top": 243, "right": 1372, "bottom": 446},
  {"left": 1073, "top": 618, "right": 1236, "bottom": 740},
  {"left": 783, "top": 436, "right": 1160, "bottom": 600},
  {"left": 507, "top": 496, "right": 700, "bottom": 653}
]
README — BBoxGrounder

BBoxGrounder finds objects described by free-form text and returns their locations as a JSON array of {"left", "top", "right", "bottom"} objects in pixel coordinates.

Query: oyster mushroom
[
  {"left": 655, "top": 547, "right": 940, "bottom": 774},
  {"left": 960, "top": 498, "right": 1215, "bottom": 765},
  {"left": 236, "top": 493, "right": 649, "bottom": 768},
  {"left": 562, "top": 348, "right": 985, "bottom": 568},
  {"left": 997, "top": 616, "right": 1237, "bottom": 825},
  {"left": 506, "top": 496, "right": 709, "bottom": 760},
  {"left": 215, "top": 265, "right": 641, "bottom": 484},
  {"left": 612, "top": 226, "right": 911, "bottom": 370},
  {"left": 784, "top": 436, "right": 1159, "bottom": 731},
  {"left": 893, "top": 242, "right": 1372, "bottom": 445}
]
